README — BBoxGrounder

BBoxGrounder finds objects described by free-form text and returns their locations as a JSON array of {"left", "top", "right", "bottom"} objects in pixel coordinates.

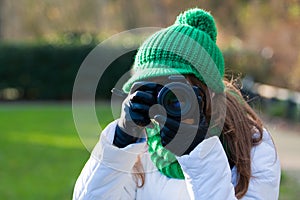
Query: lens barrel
[{"left": 157, "top": 82, "right": 197, "bottom": 119}]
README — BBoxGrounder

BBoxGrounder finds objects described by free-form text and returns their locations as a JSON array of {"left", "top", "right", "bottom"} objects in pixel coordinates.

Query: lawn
[
  {"left": 0, "top": 102, "right": 113, "bottom": 200},
  {"left": 0, "top": 102, "right": 298, "bottom": 199}
]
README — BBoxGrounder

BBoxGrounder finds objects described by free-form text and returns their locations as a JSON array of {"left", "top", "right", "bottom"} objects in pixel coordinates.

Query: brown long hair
[{"left": 133, "top": 75, "right": 263, "bottom": 198}]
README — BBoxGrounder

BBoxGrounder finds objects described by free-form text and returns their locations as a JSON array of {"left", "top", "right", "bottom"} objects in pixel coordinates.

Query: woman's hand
[
  {"left": 113, "top": 82, "right": 157, "bottom": 148},
  {"left": 154, "top": 87, "right": 208, "bottom": 156}
]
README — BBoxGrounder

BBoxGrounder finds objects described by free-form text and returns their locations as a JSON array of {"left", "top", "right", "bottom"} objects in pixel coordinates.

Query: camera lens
[
  {"left": 162, "top": 91, "right": 181, "bottom": 114},
  {"left": 157, "top": 82, "right": 196, "bottom": 119}
]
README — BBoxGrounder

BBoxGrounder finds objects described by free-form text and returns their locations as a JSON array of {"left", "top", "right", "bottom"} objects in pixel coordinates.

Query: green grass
[
  {"left": 0, "top": 102, "right": 299, "bottom": 199},
  {"left": 0, "top": 102, "right": 114, "bottom": 200},
  {"left": 279, "top": 172, "right": 300, "bottom": 200}
]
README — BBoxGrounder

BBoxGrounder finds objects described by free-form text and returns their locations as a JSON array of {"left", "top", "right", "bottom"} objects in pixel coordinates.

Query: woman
[{"left": 73, "top": 8, "right": 280, "bottom": 199}]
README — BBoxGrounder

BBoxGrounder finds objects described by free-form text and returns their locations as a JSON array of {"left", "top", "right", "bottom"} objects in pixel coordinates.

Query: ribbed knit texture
[
  {"left": 146, "top": 124, "right": 184, "bottom": 179},
  {"left": 123, "top": 8, "right": 225, "bottom": 93}
]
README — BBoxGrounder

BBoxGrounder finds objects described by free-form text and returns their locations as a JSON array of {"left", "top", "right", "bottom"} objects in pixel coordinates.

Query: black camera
[
  {"left": 132, "top": 75, "right": 202, "bottom": 120},
  {"left": 155, "top": 75, "right": 200, "bottom": 120},
  {"left": 112, "top": 75, "right": 203, "bottom": 120}
]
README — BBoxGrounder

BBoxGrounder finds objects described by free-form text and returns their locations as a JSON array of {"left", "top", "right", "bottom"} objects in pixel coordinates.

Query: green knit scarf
[{"left": 146, "top": 124, "right": 185, "bottom": 179}]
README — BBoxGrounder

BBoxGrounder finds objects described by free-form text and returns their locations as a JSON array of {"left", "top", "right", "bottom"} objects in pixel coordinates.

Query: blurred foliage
[
  {"left": 0, "top": 34, "right": 297, "bottom": 103},
  {"left": 0, "top": 38, "right": 136, "bottom": 100},
  {"left": 223, "top": 48, "right": 272, "bottom": 82},
  {"left": 261, "top": 98, "right": 300, "bottom": 121},
  {"left": 0, "top": 37, "right": 274, "bottom": 101},
  {"left": 0, "top": 0, "right": 299, "bottom": 91},
  {"left": 36, "top": 32, "right": 101, "bottom": 46},
  {"left": 0, "top": 43, "right": 92, "bottom": 100}
]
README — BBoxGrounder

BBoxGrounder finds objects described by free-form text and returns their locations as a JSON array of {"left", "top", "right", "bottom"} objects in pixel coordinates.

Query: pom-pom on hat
[{"left": 123, "top": 8, "right": 225, "bottom": 93}]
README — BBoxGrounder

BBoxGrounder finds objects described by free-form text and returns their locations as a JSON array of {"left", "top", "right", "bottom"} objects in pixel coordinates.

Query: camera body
[{"left": 133, "top": 75, "right": 201, "bottom": 120}]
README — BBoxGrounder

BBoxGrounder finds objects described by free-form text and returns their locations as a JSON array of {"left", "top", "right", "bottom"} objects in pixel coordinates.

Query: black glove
[
  {"left": 154, "top": 87, "right": 208, "bottom": 156},
  {"left": 113, "top": 82, "right": 157, "bottom": 148}
]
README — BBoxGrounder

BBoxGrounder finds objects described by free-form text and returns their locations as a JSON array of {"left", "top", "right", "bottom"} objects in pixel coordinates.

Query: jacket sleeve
[
  {"left": 177, "top": 136, "right": 237, "bottom": 200},
  {"left": 176, "top": 132, "right": 280, "bottom": 200},
  {"left": 240, "top": 130, "right": 281, "bottom": 200},
  {"left": 72, "top": 121, "right": 147, "bottom": 200}
]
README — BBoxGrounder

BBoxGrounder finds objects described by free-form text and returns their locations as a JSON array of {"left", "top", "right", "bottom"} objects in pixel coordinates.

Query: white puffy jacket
[{"left": 73, "top": 120, "right": 280, "bottom": 200}]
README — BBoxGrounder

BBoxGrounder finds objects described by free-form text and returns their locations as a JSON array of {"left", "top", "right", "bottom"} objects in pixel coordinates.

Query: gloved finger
[
  {"left": 196, "top": 95, "right": 203, "bottom": 105},
  {"left": 160, "top": 130, "right": 174, "bottom": 145},
  {"left": 130, "top": 91, "right": 156, "bottom": 105},
  {"left": 129, "top": 111, "right": 151, "bottom": 126},
  {"left": 154, "top": 115, "right": 179, "bottom": 132},
  {"left": 199, "top": 113, "right": 207, "bottom": 124},
  {"left": 130, "top": 81, "right": 160, "bottom": 94},
  {"left": 130, "top": 102, "right": 150, "bottom": 114},
  {"left": 192, "top": 86, "right": 201, "bottom": 97},
  {"left": 160, "top": 123, "right": 178, "bottom": 139},
  {"left": 165, "top": 119, "right": 199, "bottom": 136},
  {"left": 193, "top": 86, "right": 206, "bottom": 112},
  {"left": 192, "top": 86, "right": 205, "bottom": 99}
]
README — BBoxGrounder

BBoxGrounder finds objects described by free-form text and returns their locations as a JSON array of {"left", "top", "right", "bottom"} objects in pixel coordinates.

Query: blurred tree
[
  {"left": 119, "top": 0, "right": 139, "bottom": 29},
  {"left": 0, "top": 0, "right": 299, "bottom": 90},
  {"left": 149, "top": 0, "right": 168, "bottom": 26},
  {"left": 0, "top": 0, "right": 5, "bottom": 39}
]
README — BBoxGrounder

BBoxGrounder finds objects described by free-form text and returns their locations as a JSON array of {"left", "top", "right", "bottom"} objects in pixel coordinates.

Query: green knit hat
[{"left": 123, "top": 8, "right": 225, "bottom": 93}]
